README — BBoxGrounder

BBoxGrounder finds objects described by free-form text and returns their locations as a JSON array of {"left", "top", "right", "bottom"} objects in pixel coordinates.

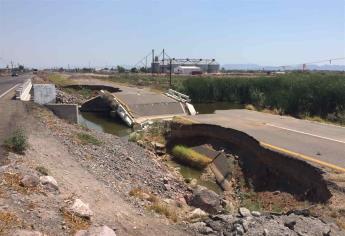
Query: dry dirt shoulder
[{"left": 0, "top": 101, "right": 193, "bottom": 236}]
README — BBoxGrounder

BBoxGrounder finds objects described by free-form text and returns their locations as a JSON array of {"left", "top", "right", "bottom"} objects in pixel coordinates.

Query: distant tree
[
  {"left": 18, "top": 65, "right": 24, "bottom": 71},
  {"left": 130, "top": 67, "right": 138, "bottom": 73},
  {"left": 117, "top": 65, "right": 126, "bottom": 73},
  {"left": 139, "top": 67, "right": 147, "bottom": 73}
]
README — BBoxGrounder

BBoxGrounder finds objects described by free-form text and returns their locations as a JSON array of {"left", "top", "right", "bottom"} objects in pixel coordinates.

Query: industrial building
[
  {"left": 135, "top": 49, "right": 220, "bottom": 74},
  {"left": 174, "top": 66, "right": 201, "bottom": 75}
]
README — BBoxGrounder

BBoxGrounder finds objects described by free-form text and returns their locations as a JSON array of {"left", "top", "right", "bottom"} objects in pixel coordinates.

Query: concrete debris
[
  {"left": 188, "top": 208, "right": 208, "bottom": 219},
  {"left": 251, "top": 211, "right": 261, "bottom": 217},
  {"left": 74, "top": 225, "right": 117, "bottom": 236},
  {"left": 20, "top": 175, "right": 39, "bottom": 188},
  {"left": 68, "top": 199, "right": 93, "bottom": 219},
  {"left": 40, "top": 175, "right": 58, "bottom": 190}
]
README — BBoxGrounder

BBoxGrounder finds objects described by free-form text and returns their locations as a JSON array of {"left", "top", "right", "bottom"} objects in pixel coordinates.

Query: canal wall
[{"left": 46, "top": 104, "right": 79, "bottom": 124}]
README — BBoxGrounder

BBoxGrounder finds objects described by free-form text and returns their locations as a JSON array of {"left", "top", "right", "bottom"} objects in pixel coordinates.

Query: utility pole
[
  {"left": 162, "top": 48, "right": 165, "bottom": 73},
  {"left": 151, "top": 49, "right": 154, "bottom": 75},
  {"left": 169, "top": 59, "right": 172, "bottom": 88}
]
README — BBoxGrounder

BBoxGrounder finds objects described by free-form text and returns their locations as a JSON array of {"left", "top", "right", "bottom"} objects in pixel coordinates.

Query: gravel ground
[{"left": 31, "top": 104, "right": 189, "bottom": 206}]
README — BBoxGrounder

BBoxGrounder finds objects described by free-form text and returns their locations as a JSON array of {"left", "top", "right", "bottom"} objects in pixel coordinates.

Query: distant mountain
[{"left": 222, "top": 64, "right": 345, "bottom": 71}]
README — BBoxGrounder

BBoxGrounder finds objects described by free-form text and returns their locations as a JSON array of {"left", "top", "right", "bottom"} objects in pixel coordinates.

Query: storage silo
[
  {"left": 169, "top": 59, "right": 180, "bottom": 72},
  {"left": 207, "top": 60, "right": 220, "bottom": 73},
  {"left": 196, "top": 59, "right": 209, "bottom": 73},
  {"left": 151, "top": 56, "right": 160, "bottom": 73}
]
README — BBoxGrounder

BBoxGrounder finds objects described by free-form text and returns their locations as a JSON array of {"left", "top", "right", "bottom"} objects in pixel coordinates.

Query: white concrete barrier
[{"left": 16, "top": 79, "right": 32, "bottom": 101}]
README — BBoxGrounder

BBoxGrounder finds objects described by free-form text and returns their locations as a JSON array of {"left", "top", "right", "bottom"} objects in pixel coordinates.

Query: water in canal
[
  {"left": 78, "top": 103, "right": 239, "bottom": 193},
  {"left": 78, "top": 112, "right": 132, "bottom": 137}
]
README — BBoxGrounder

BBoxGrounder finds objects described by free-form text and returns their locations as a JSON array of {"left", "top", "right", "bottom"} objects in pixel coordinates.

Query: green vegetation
[
  {"left": 64, "top": 87, "right": 93, "bottom": 99},
  {"left": 171, "top": 145, "right": 211, "bottom": 170},
  {"left": 76, "top": 132, "right": 102, "bottom": 146},
  {"left": 107, "top": 74, "right": 186, "bottom": 91},
  {"left": 47, "top": 73, "right": 71, "bottom": 86},
  {"left": 4, "top": 129, "right": 28, "bottom": 154},
  {"left": 180, "top": 73, "right": 345, "bottom": 124},
  {"left": 35, "top": 166, "right": 49, "bottom": 176}
]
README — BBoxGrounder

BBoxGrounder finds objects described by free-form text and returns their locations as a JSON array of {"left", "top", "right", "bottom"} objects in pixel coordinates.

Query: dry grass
[
  {"left": 171, "top": 145, "right": 211, "bottom": 170},
  {"left": 129, "top": 188, "right": 158, "bottom": 203},
  {"left": 172, "top": 116, "right": 195, "bottom": 125},
  {"left": 61, "top": 208, "right": 91, "bottom": 234},
  {"left": 1, "top": 172, "right": 40, "bottom": 194},
  {"left": 336, "top": 217, "right": 345, "bottom": 230},
  {"left": 328, "top": 173, "right": 345, "bottom": 183},
  {"left": 244, "top": 104, "right": 256, "bottom": 111},
  {"left": 0, "top": 211, "right": 25, "bottom": 233},
  {"left": 148, "top": 202, "right": 178, "bottom": 222}
]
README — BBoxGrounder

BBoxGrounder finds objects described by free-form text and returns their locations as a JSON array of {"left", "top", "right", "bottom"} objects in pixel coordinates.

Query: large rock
[
  {"left": 189, "top": 186, "right": 222, "bottom": 214},
  {"left": 75, "top": 226, "right": 116, "bottom": 236},
  {"left": 68, "top": 199, "right": 93, "bottom": 219},
  {"left": 20, "top": 175, "right": 39, "bottom": 188},
  {"left": 188, "top": 208, "right": 208, "bottom": 220},
  {"left": 239, "top": 207, "right": 251, "bottom": 218},
  {"left": 40, "top": 176, "right": 58, "bottom": 190}
]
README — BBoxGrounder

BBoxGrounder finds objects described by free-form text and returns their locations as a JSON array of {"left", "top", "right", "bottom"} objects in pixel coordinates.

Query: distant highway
[
  {"left": 185, "top": 109, "right": 345, "bottom": 172},
  {"left": 0, "top": 74, "right": 30, "bottom": 99}
]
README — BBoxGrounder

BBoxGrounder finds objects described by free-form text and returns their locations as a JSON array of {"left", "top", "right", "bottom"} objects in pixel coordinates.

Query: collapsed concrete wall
[
  {"left": 46, "top": 104, "right": 79, "bottom": 124},
  {"left": 168, "top": 123, "right": 332, "bottom": 203}
]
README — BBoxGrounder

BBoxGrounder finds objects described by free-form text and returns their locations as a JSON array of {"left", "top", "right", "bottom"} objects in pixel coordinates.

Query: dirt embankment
[{"left": 0, "top": 102, "right": 193, "bottom": 235}]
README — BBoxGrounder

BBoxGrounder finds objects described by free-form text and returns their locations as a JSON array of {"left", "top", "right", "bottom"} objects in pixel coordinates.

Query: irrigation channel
[
  {"left": 78, "top": 102, "right": 332, "bottom": 209},
  {"left": 77, "top": 102, "right": 239, "bottom": 193}
]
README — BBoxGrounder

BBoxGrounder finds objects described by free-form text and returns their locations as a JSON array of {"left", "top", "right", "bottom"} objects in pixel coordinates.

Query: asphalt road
[
  {"left": 0, "top": 74, "right": 30, "bottom": 98},
  {"left": 188, "top": 109, "right": 345, "bottom": 171},
  {"left": 0, "top": 74, "right": 30, "bottom": 161}
]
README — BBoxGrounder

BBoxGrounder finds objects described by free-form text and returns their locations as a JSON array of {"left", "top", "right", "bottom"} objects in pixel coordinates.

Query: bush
[
  {"left": 171, "top": 145, "right": 211, "bottom": 169},
  {"left": 4, "top": 129, "right": 28, "bottom": 154},
  {"left": 148, "top": 202, "right": 178, "bottom": 222},
  {"left": 181, "top": 72, "right": 345, "bottom": 123},
  {"left": 76, "top": 133, "right": 102, "bottom": 146}
]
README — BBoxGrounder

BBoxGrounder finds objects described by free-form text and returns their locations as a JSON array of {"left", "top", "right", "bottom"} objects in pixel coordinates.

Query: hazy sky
[{"left": 0, "top": 0, "right": 344, "bottom": 68}]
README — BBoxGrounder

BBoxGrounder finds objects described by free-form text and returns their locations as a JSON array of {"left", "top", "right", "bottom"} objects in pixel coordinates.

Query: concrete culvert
[{"left": 167, "top": 123, "right": 332, "bottom": 203}]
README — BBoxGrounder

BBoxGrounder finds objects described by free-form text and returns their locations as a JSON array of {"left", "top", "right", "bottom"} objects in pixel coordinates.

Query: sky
[{"left": 0, "top": 0, "right": 344, "bottom": 68}]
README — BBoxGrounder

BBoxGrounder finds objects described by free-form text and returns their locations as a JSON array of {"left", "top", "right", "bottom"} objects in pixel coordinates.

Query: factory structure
[{"left": 135, "top": 49, "right": 220, "bottom": 75}]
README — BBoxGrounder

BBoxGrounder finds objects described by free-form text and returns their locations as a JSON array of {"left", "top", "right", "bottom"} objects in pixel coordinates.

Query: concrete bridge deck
[
  {"left": 114, "top": 90, "right": 186, "bottom": 123},
  {"left": 74, "top": 79, "right": 191, "bottom": 125},
  {"left": 181, "top": 109, "right": 345, "bottom": 172}
]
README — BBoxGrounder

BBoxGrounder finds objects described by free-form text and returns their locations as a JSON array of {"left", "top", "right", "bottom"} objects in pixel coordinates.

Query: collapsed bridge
[{"left": 81, "top": 88, "right": 196, "bottom": 127}]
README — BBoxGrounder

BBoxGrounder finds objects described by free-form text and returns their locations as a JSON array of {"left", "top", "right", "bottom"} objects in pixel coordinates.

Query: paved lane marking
[
  {"left": 266, "top": 123, "right": 345, "bottom": 145},
  {"left": 261, "top": 142, "right": 345, "bottom": 173},
  {"left": 0, "top": 83, "right": 21, "bottom": 99}
]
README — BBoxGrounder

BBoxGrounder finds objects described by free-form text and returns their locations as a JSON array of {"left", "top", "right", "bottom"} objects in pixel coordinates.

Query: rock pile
[{"left": 189, "top": 207, "right": 344, "bottom": 236}]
